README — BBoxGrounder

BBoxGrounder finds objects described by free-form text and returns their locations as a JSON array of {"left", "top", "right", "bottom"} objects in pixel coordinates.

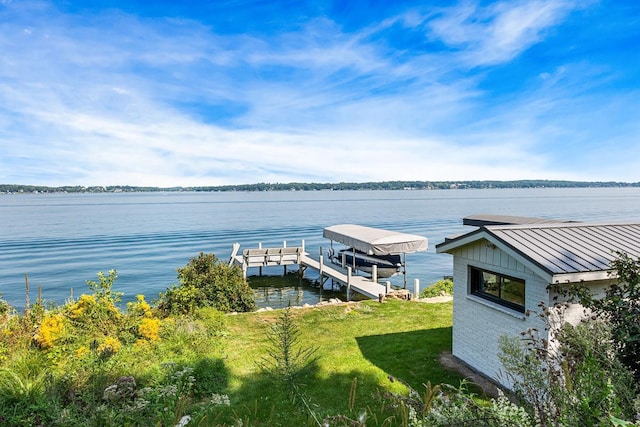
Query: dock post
[
  {"left": 372, "top": 264, "right": 378, "bottom": 283},
  {"left": 414, "top": 278, "right": 420, "bottom": 299},
  {"left": 347, "top": 266, "right": 352, "bottom": 302},
  {"left": 403, "top": 253, "right": 407, "bottom": 289},
  {"left": 318, "top": 255, "right": 324, "bottom": 293},
  {"left": 385, "top": 281, "right": 391, "bottom": 295}
]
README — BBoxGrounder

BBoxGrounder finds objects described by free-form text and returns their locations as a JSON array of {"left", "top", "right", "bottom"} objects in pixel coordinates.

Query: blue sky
[{"left": 1, "top": 0, "right": 638, "bottom": 186}]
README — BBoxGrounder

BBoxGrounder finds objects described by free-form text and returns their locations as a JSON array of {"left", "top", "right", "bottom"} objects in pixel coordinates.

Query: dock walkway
[
  {"left": 299, "top": 253, "right": 387, "bottom": 299},
  {"left": 230, "top": 243, "right": 388, "bottom": 300}
]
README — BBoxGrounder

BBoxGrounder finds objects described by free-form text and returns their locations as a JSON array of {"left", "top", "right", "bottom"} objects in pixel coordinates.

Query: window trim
[{"left": 469, "top": 266, "right": 525, "bottom": 313}]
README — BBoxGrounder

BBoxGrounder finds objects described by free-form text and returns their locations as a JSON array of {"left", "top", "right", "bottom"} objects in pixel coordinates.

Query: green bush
[
  {"left": 499, "top": 304, "right": 638, "bottom": 427},
  {"left": 65, "top": 270, "right": 124, "bottom": 337},
  {"left": 156, "top": 252, "right": 256, "bottom": 315},
  {"left": 420, "top": 278, "right": 453, "bottom": 298},
  {"left": 568, "top": 252, "right": 640, "bottom": 381}
]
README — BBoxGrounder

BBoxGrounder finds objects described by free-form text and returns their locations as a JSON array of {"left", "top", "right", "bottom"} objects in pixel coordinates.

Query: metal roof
[
  {"left": 436, "top": 222, "right": 640, "bottom": 280},
  {"left": 323, "top": 224, "right": 428, "bottom": 255},
  {"left": 462, "top": 214, "right": 578, "bottom": 227}
]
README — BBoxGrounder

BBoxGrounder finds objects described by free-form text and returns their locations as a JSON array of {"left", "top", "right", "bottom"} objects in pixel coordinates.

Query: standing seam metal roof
[{"left": 437, "top": 222, "right": 640, "bottom": 276}]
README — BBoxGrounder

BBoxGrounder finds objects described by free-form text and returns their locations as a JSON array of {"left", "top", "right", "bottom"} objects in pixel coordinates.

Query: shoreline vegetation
[
  {"left": 0, "top": 264, "right": 463, "bottom": 426},
  {"left": 1, "top": 179, "right": 640, "bottom": 194}
]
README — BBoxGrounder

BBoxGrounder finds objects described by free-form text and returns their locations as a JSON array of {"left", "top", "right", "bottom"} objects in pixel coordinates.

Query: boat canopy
[{"left": 323, "top": 224, "right": 428, "bottom": 256}]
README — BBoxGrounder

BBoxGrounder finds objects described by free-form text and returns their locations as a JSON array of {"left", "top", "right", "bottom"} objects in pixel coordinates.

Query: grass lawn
[{"left": 214, "top": 299, "right": 461, "bottom": 425}]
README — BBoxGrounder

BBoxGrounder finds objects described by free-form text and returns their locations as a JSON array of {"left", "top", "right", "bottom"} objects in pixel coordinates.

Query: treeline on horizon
[{"left": 1, "top": 180, "right": 639, "bottom": 194}]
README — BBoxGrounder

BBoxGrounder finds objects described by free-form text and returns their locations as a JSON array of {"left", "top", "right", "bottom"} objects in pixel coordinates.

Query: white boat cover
[{"left": 323, "top": 224, "right": 428, "bottom": 255}]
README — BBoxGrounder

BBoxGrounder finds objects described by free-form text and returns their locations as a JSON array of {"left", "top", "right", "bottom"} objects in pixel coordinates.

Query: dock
[{"left": 229, "top": 241, "right": 389, "bottom": 300}]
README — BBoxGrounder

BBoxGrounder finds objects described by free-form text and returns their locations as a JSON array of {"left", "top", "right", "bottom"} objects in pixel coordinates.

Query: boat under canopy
[{"left": 322, "top": 224, "right": 428, "bottom": 255}]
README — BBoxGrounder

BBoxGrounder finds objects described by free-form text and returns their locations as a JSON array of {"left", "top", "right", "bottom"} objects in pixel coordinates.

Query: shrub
[
  {"left": 259, "top": 306, "right": 320, "bottom": 425},
  {"left": 97, "top": 336, "right": 123, "bottom": 355},
  {"left": 157, "top": 252, "right": 256, "bottom": 315},
  {"left": 66, "top": 270, "right": 123, "bottom": 335},
  {"left": 0, "top": 294, "right": 11, "bottom": 318},
  {"left": 259, "top": 307, "right": 318, "bottom": 388},
  {"left": 33, "top": 313, "right": 65, "bottom": 349},
  {"left": 568, "top": 252, "right": 640, "bottom": 381},
  {"left": 138, "top": 318, "right": 161, "bottom": 342},
  {"left": 419, "top": 278, "right": 453, "bottom": 298},
  {"left": 127, "top": 294, "right": 153, "bottom": 318},
  {"left": 498, "top": 303, "right": 638, "bottom": 426}
]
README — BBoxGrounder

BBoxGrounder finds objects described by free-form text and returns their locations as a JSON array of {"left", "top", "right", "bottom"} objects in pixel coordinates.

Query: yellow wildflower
[
  {"left": 34, "top": 314, "right": 65, "bottom": 349},
  {"left": 68, "top": 294, "right": 96, "bottom": 319},
  {"left": 127, "top": 294, "right": 152, "bottom": 318},
  {"left": 138, "top": 317, "right": 160, "bottom": 342},
  {"left": 134, "top": 338, "right": 150, "bottom": 349},
  {"left": 97, "top": 336, "right": 122, "bottom": 354},
  {"left": 75, "top": 346, "right": 90, "bottom": 358}
]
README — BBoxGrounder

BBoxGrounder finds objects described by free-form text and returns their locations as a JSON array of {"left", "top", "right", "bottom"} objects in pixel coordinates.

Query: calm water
[{"left": 1, "top": 188, "right": 639, "bottom": 309}]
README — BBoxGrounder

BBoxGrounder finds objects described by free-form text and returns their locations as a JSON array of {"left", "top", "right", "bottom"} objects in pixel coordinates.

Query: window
[{"left": 469, "top": 267, "right": 525, "bottom": 312}]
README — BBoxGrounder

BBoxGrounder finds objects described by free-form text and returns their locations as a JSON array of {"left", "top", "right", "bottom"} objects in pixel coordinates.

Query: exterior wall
[
  {"left": 548, "top": 279, "right": 613, "bottom": 326},
  {"left": 450, "top": 240, "right": 616, "bottom": 388},
  {"left": 451, "top": 240, "right": 549, "bottom": 384}
]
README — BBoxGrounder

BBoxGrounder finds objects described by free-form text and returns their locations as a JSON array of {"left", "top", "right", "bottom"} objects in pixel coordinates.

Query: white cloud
[
  {"left": 427, "top": 0, "right": 582, "bottom": 66},
  {"left": 0, "top": 0, "right": 637, "bottom": 186}
]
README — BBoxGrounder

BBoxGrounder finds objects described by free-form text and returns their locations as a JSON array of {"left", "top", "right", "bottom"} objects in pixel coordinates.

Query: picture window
[{"left": 469, "top": 266, "right": 525, "bottom": 313}]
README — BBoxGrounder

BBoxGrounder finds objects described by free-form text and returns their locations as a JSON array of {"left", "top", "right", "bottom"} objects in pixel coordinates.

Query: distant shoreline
[{"left": 1, "top": 180, "right": 639, "bottom": 194}]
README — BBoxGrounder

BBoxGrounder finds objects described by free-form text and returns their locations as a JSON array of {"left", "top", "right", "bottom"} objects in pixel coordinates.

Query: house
[{"left": 435, "top": 214, "right": 640, "bottom": 388}]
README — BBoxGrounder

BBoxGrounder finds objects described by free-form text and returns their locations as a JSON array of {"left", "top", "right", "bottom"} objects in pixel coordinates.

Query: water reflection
[{"left": 248, "top": 273, "right": 344, "bottom": 310}]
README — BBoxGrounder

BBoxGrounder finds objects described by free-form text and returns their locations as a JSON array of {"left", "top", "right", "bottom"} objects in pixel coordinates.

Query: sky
[{"left": 0, "top": 0, "right": 639, "bottom": 187}]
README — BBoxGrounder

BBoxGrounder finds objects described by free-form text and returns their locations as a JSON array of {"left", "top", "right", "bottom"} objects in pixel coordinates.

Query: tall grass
[{"left": 0, "top": 271, "right": 462, "bottom": 426}]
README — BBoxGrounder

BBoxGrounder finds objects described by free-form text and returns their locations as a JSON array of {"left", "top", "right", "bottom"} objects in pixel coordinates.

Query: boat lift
[{"left": 322, "top": 224, "right": 428, "bottom": 288}]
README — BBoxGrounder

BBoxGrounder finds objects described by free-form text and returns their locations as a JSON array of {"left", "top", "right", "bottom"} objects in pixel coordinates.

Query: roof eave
[
  {"left": 551, "top": 270, "right": 614, "bottom": 284},
  {"left": 435, "top": 228, "right": 486, "bottom": 254}
]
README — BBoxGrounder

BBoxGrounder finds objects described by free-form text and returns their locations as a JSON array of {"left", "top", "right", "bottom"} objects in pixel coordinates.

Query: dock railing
[
  {"left": 230, "top": 241, "right": 398, "bottom": 301},
  {"left": 242, "top": 246, "right": 303, "bottom": 267}
]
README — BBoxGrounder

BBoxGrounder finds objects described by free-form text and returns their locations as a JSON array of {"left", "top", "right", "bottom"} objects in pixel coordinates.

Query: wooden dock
[
  {"left": 299, "top": 253, "right": 388, "bottom": 299},
  {"left": 230, "top": 242, "right": 388, "bottom": 300}
]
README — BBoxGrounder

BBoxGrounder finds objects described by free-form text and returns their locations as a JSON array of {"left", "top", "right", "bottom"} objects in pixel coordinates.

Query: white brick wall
[
  {"left": 451, "top": 240, "right": 552, "bottom": 383},
  {"left": 450, "top": 240, "right": 615, "bottom": 388}
]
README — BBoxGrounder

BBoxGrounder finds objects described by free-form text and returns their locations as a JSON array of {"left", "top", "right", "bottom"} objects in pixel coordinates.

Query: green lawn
[{"left": 215, "top": 299, "right": 460, "bottom": 424}]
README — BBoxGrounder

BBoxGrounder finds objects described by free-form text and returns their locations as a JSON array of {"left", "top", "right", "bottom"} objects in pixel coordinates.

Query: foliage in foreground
[
  {"left": 0, "top": 268, "right": 229, "bottom": 426},
  {"left": 0, "top": 264, "right": 463, "bottom": 426},
  {"left": 499, "top": 304, "right": 639, "bottom": 427},
  {"left": 240, "top": 307, "right": 534, "bottom": 427},
  {"left": 156, "top": 252, "right": 256, "bottom": 315},
  {"left": 2, "top": 251, "right": 639, "bottom": 426},
  {"left": 565, "top": 251, "right": 640, "bottom": 381}
]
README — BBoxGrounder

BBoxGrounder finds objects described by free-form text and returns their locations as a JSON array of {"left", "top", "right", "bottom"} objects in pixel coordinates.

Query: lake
[{"left": 1, "top": 187, "right": 639, "bottom": 309}]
